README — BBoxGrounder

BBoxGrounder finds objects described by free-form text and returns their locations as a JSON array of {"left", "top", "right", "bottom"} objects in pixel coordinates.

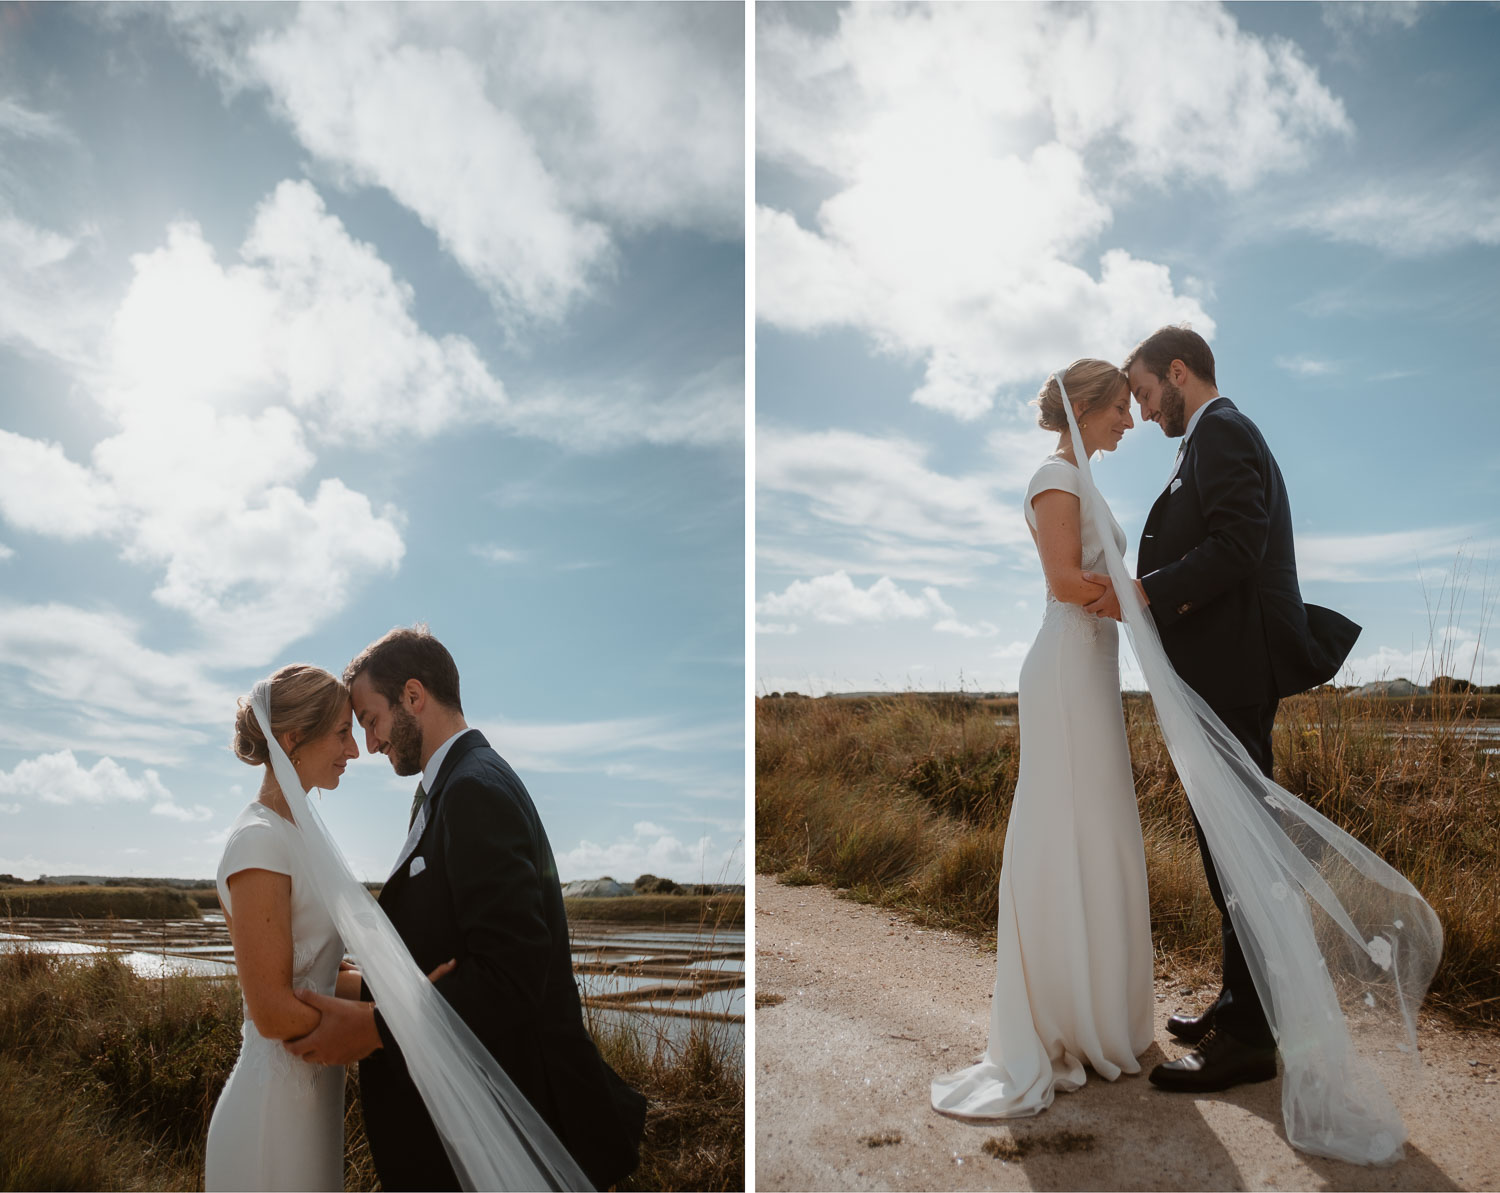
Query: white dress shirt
[
  {"left": 421, "top": 728, "right": 469, "bottom": 797},
  {"left": 1167, "top": 394, "right": 1225, "bottom": 486}
]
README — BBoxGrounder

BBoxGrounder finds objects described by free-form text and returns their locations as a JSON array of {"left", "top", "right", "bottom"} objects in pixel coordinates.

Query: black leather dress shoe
[
  {"left": 1165, "top": 1006, "right": 1216, "bottom": 1044},
  {"left": 1149, "top": 1029, "right": 1277, "bottom": 1093}
]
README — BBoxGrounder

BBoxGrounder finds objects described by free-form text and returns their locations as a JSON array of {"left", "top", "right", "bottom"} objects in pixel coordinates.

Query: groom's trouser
[{"left": 1189, "top": 698, "right": 1278, "bottom": 1050}]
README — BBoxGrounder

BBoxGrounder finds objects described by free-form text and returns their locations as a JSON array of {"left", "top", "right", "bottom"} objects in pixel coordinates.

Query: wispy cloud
[
  {"left": 0, "top": 604, "right": 238, "bottom": 735},
  {"left": 0, "top": 97, "right": 75, "bottom": 143},
  {"left": 1296, "top": 526, "right": 1496, "bottom": 583},
  {"left": 1289, "top": 175, "right": 1500, "bottom": 256},
  {"left": 470, "top": 544, "right": 525, "bottom": 565},
  {"left": 1275, "top": 354, "right": 1339, "bottom": 377}
]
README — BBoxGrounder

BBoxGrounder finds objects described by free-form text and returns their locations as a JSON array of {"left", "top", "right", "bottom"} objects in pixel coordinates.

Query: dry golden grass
[
  {"left": 756, "top": 689, "right": 1500, "bottom": 1024},
  {"left": 0, "top": 948, "right": 742, "bottom": 1192}
]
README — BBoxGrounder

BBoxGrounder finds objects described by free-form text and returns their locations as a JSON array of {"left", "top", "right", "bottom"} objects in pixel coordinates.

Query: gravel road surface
[{"left": 754, "top": 874, "right": 1499, "bottom": 1191}]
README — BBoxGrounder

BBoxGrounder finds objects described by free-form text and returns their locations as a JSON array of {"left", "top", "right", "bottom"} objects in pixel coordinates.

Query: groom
[
  {"left": 1087, "top": 326, "right": 1360, "bottom": 1093},
  {"left": 284, "top": 625, "right": 647, "bottom": 1189}
]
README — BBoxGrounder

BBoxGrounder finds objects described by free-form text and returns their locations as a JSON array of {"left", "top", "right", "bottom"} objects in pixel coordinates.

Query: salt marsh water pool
[{"left": 0, "top": 913, "right": 745, "bottom": 1057}]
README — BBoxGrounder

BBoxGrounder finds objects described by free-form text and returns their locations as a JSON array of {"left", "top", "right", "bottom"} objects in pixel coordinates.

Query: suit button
[{"left": 1177, "top": 602, "right": 1192, "bottom": 615}]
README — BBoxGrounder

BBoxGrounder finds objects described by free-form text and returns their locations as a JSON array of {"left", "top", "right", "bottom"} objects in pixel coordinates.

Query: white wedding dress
[
  {"left": 931, "top": 456, "right": 1154, "bottom": 1118},
  {"left": 205, "top": 801, "right": 346, "bottom": 1191}
]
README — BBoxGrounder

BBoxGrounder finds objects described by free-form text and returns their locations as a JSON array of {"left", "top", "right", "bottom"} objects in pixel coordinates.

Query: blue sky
[
  {"left": 0, "top": 3, "right": 744, "bottom": 884},
  {"left": 756, "top": 1, "right": 1500, "bottom": 696}
]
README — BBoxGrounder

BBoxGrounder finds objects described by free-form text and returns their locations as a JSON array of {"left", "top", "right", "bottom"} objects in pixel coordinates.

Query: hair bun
[
  {"left": 1033, "top": 374, "right": 1068, "bottom": 432},
  {"left": 232, "top": 698, "right": 270, "bottom": 767}
]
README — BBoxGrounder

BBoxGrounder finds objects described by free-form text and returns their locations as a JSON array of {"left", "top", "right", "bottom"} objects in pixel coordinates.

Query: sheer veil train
[
  {"left": 1055, "top": 374, "right": 1442, "bottom": 1165},
  {"left": 249, "top": 683, "right": 593, "bottom": 1192}
]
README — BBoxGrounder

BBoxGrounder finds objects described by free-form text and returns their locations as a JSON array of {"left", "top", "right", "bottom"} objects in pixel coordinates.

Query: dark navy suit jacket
[
  {"left": 1136, "top": 398, "right": 1360, "bottom": 709},
  {"left": 359, "top": 729, "right": 646, "bottom": 1191}
]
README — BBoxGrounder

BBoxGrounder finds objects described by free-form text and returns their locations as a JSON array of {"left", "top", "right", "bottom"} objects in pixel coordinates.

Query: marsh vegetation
[{"left": 756, "top": 689, "right": 1500, "bottom": 1026}]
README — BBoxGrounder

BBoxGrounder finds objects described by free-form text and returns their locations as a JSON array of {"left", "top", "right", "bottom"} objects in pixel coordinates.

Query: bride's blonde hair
[
  {"left": 1032, "top": 359, "right": 1128, "bottom": 432},
  {"left": 232, "top": 664, "right": 347, "bottom": 765}
]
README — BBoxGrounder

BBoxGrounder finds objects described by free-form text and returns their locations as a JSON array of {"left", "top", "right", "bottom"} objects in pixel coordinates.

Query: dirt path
[{"left": 754, "top": 874, "right": 1500, "bottom": 1191}]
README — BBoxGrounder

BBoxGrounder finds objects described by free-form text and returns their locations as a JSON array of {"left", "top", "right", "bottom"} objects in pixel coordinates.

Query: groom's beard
[
  {"left": 1158, "top": 376, "right": 1188, "bottom": 437},
  {"left": 386, "top": 702, "right": 425, "bottom": 776}
]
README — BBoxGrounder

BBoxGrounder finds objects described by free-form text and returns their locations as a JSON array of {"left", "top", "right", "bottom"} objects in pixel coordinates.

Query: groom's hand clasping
[
  {"left": 1082, "top": 572, "right": 1149, "bottom": 621},
  {"left": 1080, "top": 573, "right": 1122, "bottom": 621},
  {"left": 283, "top": 992, "right": 383, "bottom": 1065},
  {"left": 284, "top": 958, "right": 458, "bottom": 1065}
]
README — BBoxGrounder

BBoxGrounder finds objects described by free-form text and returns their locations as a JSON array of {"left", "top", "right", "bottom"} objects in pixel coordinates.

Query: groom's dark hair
[
  {"left": 1124, "top": 325, "right": 1217, "bottom": 387},
  {"left": 344, "top": 624, "right": 463, "bottom": 714}
]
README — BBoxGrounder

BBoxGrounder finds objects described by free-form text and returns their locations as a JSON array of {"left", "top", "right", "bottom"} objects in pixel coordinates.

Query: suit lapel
[
  {"left": 387, "top": 729, "right": 488, "bottom": 879},
  {"left": 1139, "top": 397, "right": 1239, "bottom": 569}
]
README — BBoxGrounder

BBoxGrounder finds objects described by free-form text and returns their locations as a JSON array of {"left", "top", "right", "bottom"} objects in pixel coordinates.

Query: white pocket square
[
  {"left": 409, "top": 856, "right": 427, "bottom": 877},
  {"left": 1169, "top": 478, "right": 1183, "bottom": 494}
]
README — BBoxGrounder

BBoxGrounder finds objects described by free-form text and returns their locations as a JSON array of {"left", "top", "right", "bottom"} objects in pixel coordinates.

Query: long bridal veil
[
  {"left": 249, "top": 683, "right": 593, "bottom": 1192},
  {"left": 1056, "top": 374, "right": 1442, "bottom": 1165}
]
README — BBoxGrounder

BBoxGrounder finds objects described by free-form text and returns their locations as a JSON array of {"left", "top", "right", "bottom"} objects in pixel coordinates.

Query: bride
[
  {"left": 206, "top": 664, "right": 454, "bottom": 1190},
  {"left": 931, "top": 359, "right": 1152, "bottom": 1119},
  {"left": 206, "top": 663, "right": 589, "bottom": 1191},
  {"left": 936, "top": 359, "right": 1442, "bottom": 1165}
]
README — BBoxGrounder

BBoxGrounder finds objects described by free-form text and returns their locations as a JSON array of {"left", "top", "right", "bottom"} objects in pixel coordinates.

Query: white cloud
[
  {"left": 1288, "top": 176, "right": 1500, "bottom": 256},
  {"left": 0, "top": 431, "right": 120, "bottom": 538},
  {"left": 0, "top": 750, "right": 171, "bottom": 805},
  {"left": 758, "top": 571, "right": 952, "bottom": 626},
  {"left": 757, "top": 3, "right": 1347, "bottom": 419},
  {"left": 0, "top": 802, "right": 19, "bottom": 815},
  {"left": 554, "top": 820, "right": 741, "bottom": 885},
  {"left": 169, "top": 4, "right": 742, "bottom": 324},
  {"left": 111, "top": 180, "right": 507, "bottom": 444},
  {"left": 0, "top": 543, "right": 13, "bottom": 562}
]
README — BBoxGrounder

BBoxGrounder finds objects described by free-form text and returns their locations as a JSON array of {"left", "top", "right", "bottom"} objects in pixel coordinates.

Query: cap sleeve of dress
[
  {"left": 216, "top": 815, "right": 291, "bottom": 916},
  {"left": 1024, "top": 460, "right": 1080, "bottom": 531}
]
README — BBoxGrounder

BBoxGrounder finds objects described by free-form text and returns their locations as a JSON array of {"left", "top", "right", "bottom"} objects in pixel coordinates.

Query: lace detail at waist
[
  {"left": 1042, "top": 595, "right": 1113, "bottom": 646},
  {"left": 233, "top": 1015, "right": 335, "bottom": 1096}
]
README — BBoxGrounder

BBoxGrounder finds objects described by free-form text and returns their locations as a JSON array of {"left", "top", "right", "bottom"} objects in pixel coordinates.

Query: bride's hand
[{"left": 427, "top": 958, "right": 458, "bottom": 983}]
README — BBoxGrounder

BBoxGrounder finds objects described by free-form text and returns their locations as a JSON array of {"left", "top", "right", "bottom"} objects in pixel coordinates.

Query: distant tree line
[{"left": 632, "top": 873, "right": 727, "bottom": 896}]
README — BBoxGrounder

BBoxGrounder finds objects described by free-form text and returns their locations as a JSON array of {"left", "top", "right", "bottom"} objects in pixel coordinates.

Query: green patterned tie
[{"left": 408, "top": 780, "right": 428, "bottom": 829}]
